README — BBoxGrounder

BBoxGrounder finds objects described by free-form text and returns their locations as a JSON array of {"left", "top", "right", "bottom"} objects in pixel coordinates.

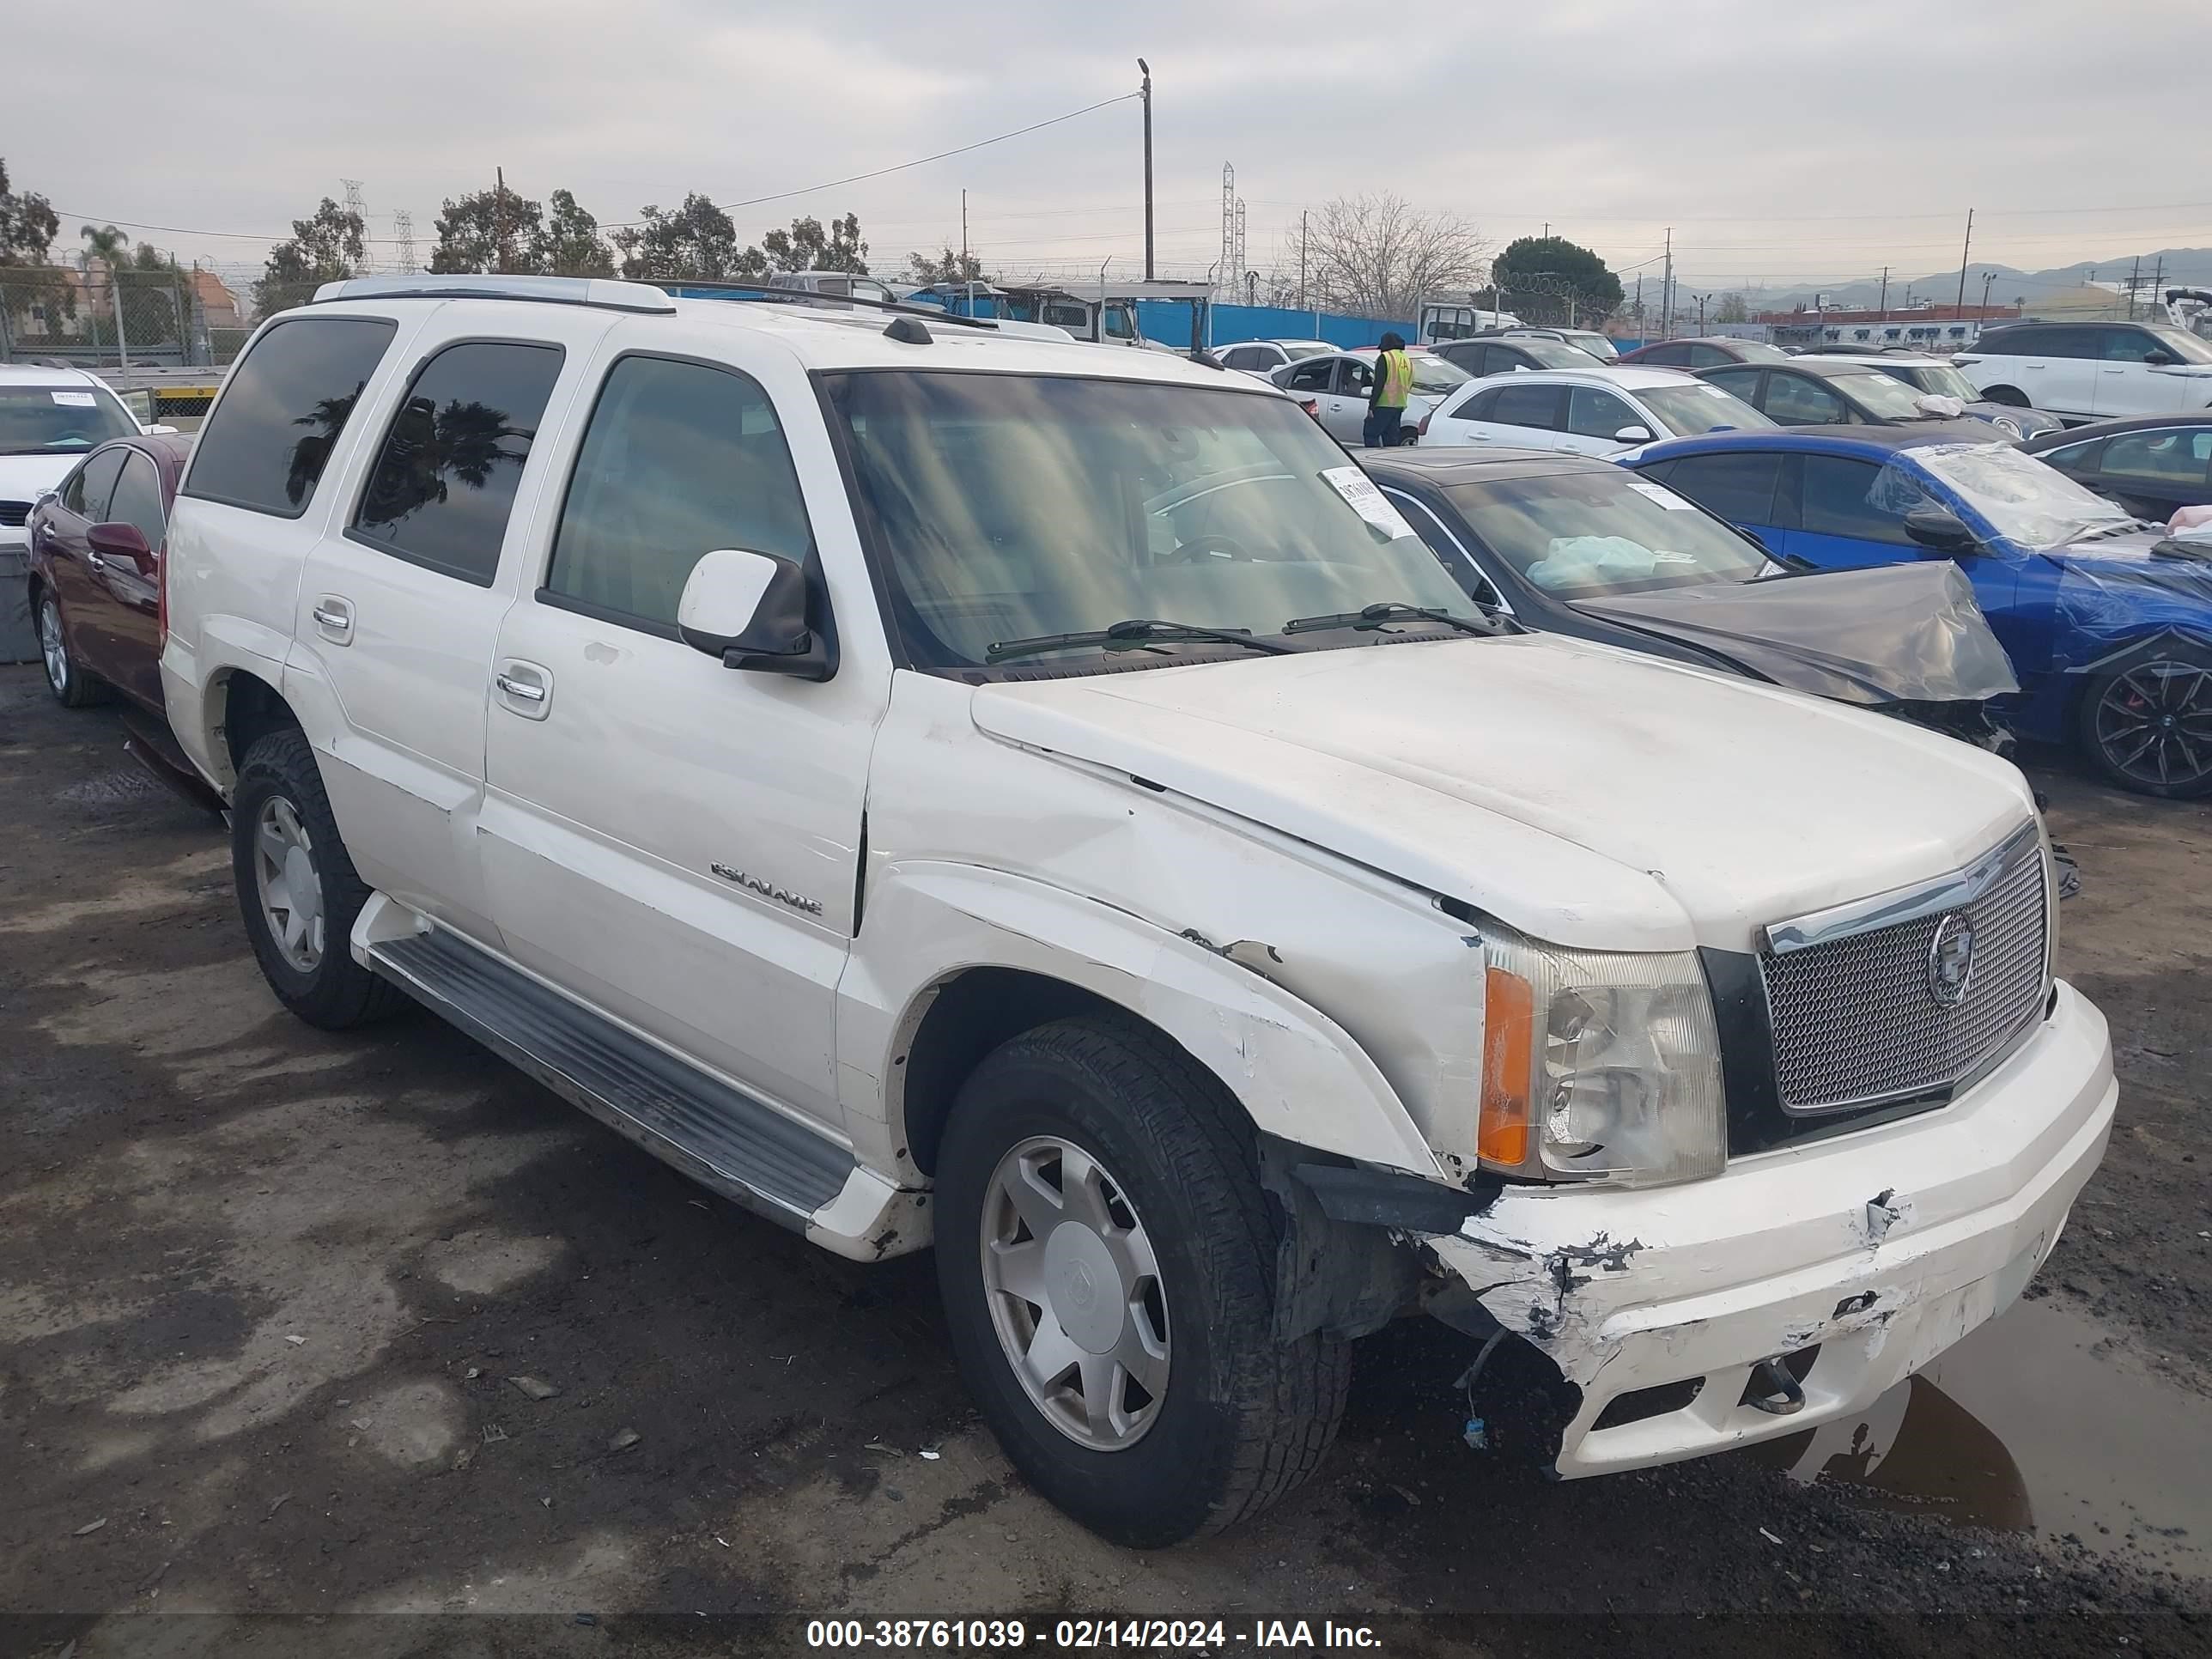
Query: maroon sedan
[
  {"left": 29, "top": 432, "right": 190, "bottom": 714},
  {"left": 1617, "top": 337, "right": 1795, "bottom": 369}
]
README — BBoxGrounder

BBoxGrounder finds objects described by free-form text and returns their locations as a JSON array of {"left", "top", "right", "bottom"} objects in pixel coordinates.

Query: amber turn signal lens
[{"left": 1480, "top": 965, "right": 1534, "bottom": 1166}]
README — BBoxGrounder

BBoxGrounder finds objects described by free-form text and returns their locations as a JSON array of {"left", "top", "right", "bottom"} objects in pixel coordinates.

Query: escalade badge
[
  {"left": 1928, "top": 913, "right": 1977, "bottom": 1007},
  {"left": 710, "top": 863, "right": 823, "bottom": 915}
]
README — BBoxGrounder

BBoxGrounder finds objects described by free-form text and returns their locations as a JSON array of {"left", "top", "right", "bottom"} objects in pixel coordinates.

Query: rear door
[
  {"left": 1476, "top": 382, "right": 1569, "bottom": 449},
  {"left": 2014, "top": 326, "right": 2100, "bottom": 419},
  {"left": 287, "top": 308, "right": 593, "bottom": 947},
  {"left": 1762, "top": 370, "right": 1853, "bottom": 426},
  {"left": 91, "top": 447, "right": 170, "bottom": 710},
  {"left": 1702, "top": 366, "right": 1767, "bottom": 416},
  {"left": 1327, "top": 357, "right": 1376, "bottom": 441}
]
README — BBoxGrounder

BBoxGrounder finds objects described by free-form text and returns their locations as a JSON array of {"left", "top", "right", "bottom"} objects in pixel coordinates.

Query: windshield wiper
[
  {"left": 1281, "top": 602, "right": 1498, "bottom": 637},
  {"left": 984, "top": 617, "right": 1297, "bottom": 664}
]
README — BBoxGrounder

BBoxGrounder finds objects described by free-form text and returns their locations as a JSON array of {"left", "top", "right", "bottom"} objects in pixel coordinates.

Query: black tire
[
  {"left": 230, "top": 726, "right": 409, "bottom": 1028},
  {"left": 2075, "top": 660, "right": 2212, "bottom": 800},
  {"left": 36, "top": 587, "right": 103, "bottom": 708},
  {"left": 1981, "top": 384, "right": 2030, "bottom": 407},
  {"left": 934, "top": 1013, "right": 1349, "bottom": 1547}
]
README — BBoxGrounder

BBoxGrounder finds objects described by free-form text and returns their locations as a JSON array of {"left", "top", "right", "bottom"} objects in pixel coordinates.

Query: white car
[
  {"left": 161, "top": 273, "right": 2112, "bottom": 1548},
  {"left": 1270, "top": 347, "right": 1470, "bottom": 445},
  {"left": 1, "top": 364, "right": 146, "bottom": 562},
  {"left": 1955, "top": 320, "right": 2212, "bottom": 423},
  {"left": 1212, "top": 338, "right": 1335, "bottom": 378},
  {"left": 1422, "top": 366, "right": 1773, "bottom": 457}
]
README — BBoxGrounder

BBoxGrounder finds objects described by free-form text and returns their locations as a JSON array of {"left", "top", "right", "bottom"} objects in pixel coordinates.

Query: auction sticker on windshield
[
  {"left": 1322, "top": 465, "right": 1419, "bottom": 538},
  {"left": 51, "top": 392, "right": 96, "bottom": 407},
  {"left": 1626, "top": 477, "right": 1698, "bottom": 510}
]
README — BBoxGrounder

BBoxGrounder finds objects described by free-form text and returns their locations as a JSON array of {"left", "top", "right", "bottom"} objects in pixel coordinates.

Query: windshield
[
  {"left": 0, "top": 385, "right": 138, "bottom": 456},
  {"left": 2144, "top": 325, "right": 2212, "bottom": 365},
  {"left": 1565, "top": 332, "right": 1619, "bottom": 361},
  {"left": 1832, "top": 370, "right": 1938, "bottom": 421},
  {"left": 1279, "top": 343, "right": 1332, "bottom": 361},
  {"left": 823, "top": 372, "right": 1474, "bottom": 671},
  {"left": 1638, "top": 383, "right": 1776, "bottom": 435},
  {"left": 1445, "top": 471, "right": 1769, "bottom": 599},
  {"left": 1729, "top": 341, "right": 1792, "bottom": 362},
  {"left": 1908, "top": 442, "right": 2136, "bottom": 549},
  {"left": 1881, "top": 362, "right": 1984, "bottom": 403},
  {"left": 1404, "top": 353, "right": 1469, "bottom": 394}
]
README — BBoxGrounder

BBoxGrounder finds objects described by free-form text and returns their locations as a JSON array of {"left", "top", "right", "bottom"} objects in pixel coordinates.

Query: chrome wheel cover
[
  {"left": 253, "top": 795, "right": 325, "bottom": 972},
  {"left": 980, "top": 1134, "right": 1170, "bottom": 1451},
  {"left": 40, "top": 597, "right": 69, "bottom": 696}
]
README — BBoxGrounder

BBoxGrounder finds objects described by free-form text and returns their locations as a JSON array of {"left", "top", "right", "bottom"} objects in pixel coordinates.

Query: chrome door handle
[
  {"left": 495, "top": 673, "right": 546, "bottom": 703},
  {"left": 87, "top": 551, "right": 107, "bottom": 570}
]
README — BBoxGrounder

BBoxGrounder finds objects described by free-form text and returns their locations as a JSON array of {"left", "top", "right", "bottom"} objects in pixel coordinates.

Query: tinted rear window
[
  {"left": 185, "top": 316, "right": 398, "bottom": 517},
  {"left": 349, "top": 341, "right": 565, "bottom": 586}
]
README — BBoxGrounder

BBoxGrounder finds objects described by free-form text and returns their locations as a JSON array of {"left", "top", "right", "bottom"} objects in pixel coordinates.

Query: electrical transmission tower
[
  {"left": 341, "top": 179, "right": 372, "bottom": 274},
  {"left": 1219, "top": 164, "right": 1236, "bottom": 297},
  {"left": 392, "top": 209, "right": 416, "bottom": 274},
  {"left": 1232, "top": 199, "right": 1247, "bottom": 295}
]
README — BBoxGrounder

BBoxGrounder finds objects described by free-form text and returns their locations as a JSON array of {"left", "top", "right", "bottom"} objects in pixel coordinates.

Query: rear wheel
[
  {"left": 1981, "top": 384, "right": 2030, "bottom": 407},
  {"left": 37, "top": 590, "right": 101, "bottom": 708},
  {"left": 231, "top": 726, "right": 409, "bottom": 1028},
  {"left": 2077, "top": 659, "right": 2212, "bottom": 799},
  {"left": 934, "top": 1014, "right": 1349, "bottom": 1547}
]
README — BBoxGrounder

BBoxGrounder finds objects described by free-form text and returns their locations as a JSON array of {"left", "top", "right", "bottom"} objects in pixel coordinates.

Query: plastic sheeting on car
[
  {"left": 1572, "top": 561, "right": 2020, "bottom": 707},
  {"left": 2044, "top": 533, "right": 2212, "bottom": 677}
]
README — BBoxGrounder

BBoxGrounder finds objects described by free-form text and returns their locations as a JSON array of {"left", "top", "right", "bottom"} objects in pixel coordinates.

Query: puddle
[{"left": 1751, "top": 1297, "right": 2211, "bottom": 1575}]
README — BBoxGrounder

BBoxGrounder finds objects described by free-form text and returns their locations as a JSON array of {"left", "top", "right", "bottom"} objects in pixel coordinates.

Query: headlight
[
  {"left": 1477, "top": 918, "right": 1726, "bottom": 1188},
  {"left": 1993, "top": 416, "right": 2024, "bottom": 439}
]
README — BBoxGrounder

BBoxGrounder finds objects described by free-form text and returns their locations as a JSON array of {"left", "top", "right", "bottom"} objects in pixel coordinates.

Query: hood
[
  {"left": 1965, "top": 401, "right": 2060, "bottom": 435},
  {"left": 1571, "top": 562, "right": 2020, "bottom": 706},
  {"left": 970, "top": 635, "right": 2033, "bottom": 953},
  {"left": 0, "top": 452, "right": 80, "bottom": 503},
  {"left": 2044, "top": 529, "right": 2212, "bottom": 672}
]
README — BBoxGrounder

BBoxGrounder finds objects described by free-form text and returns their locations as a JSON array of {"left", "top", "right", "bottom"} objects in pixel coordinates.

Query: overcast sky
[{"left": 10, "top": 0, "right": 2210, "bottom": 295}]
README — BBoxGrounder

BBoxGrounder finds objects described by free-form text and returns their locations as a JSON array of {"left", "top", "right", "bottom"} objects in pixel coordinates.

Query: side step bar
[{"left": 368, "top": 929, "right": 854, "bottom": 1226}]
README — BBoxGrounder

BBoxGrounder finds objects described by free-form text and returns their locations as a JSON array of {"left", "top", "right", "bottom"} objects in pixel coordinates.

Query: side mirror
[
  {"left": 1613, "top": 424, "right": 1654, "bottom": 443},
  {"left": 2145, "top": 349, "right": 2178, "bottom": 366},
  {"left": 88, "top": 520, "right": 155, "bottom": 568},
  {"left": 677, "top": 548, "right": 834, "bottom": 680},
  {"left": 1903, "top": 505, "right": 1978, "bottom": 554}
]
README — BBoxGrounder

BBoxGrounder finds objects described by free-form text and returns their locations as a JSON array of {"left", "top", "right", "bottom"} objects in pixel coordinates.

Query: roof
[
  {"left": 2020, "top": 412, "right": 2212, "bottom": 450},
  {"left": 1359, "top": 446, "right": 1614, "bottom": 486},
  {"left": 1631, "top": 426, "right": 2000, "bottom": 466},
  {"left": 301, "top": 276, "right": 1267, "bottom": 391},
  {"left": 0, "top": 363, "right": 104, "bottom": 386},
  {"left": 1700, "top": 356, "right": 1905, "bottom": 383},
  {"left": 1453, "top": 365, "right": 1704, "bottom": 392},
  {"left": 1809, "top": 352, "right": 1951, "bottom": 368}
]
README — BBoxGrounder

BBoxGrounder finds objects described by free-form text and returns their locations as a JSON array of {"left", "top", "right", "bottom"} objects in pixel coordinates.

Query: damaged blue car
[{"left": 1627, "top": 428, "right": 2212, "bottom": 799}]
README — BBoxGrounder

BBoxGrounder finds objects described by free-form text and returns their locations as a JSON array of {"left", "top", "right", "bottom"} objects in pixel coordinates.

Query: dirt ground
[{"left": 2, "top": 660, "right": 2209, "bottom": 1659}]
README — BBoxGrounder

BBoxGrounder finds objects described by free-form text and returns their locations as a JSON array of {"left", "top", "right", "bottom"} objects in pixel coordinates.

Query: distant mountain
[{"left": 1680, "top": 248, "right": 2212, "bottom": 314}]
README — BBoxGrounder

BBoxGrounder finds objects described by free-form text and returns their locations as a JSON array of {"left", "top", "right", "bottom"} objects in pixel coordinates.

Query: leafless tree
[{"left": 1304, "top": 192, "right": 1490, "bottom": 319}]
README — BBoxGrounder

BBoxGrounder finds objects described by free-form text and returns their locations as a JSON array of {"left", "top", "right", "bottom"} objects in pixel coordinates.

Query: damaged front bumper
[{"left": 1428, "top": 979, "right": 2115, "bottom": 1478}]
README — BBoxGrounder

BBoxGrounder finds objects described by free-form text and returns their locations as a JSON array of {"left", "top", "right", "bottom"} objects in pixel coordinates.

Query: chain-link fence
[{"left": 0, "top": 265, "right": 288, "bottom": 371}]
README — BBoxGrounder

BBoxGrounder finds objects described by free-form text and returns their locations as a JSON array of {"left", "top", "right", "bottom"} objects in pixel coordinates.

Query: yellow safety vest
[{"left": 1377, "top": 349, "right": 1413, "bottom": 408}]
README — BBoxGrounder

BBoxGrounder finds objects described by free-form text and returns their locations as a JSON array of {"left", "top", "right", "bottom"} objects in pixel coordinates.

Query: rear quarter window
[{"left": 184, "top": 316, "right": 398, "bottom": 518}]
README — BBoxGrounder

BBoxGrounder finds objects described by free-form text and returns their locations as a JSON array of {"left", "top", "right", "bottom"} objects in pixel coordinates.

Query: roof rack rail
[
  {"left": 311, "top": 274, "right": 678, "bottom": 314},
  {"left": 647, "top": 278, "right": 999, "bottom": 331}
]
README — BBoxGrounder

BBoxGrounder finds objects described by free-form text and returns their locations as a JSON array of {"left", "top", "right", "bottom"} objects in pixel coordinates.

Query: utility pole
[
  {"left": 2153, "top": 256, "right": 2165, "bottom": 317},
  {"left": 1877, "top": 266, "right": 1888, "bottom": 319},
  {"left": 1298, "top": 210, "right": 1308, "bottom": 313},
  {"left": 494, "top": 167, "right": 508, "bottom": 275},
  {"left": 1137, "top": 59, "right": 1154, "bottom": 282},
  {"left": 1980, "top": 271, "right": 1995, "bottom": 313},
  {"left": 2129, "top": 254, "right": 2142, "bottom": 320},
  {"left": 1954, "top": 207, "right": 1973, "bottom": 317},
  {"left": 1661, "top": 228, "right": 1673, "bottom": 341},
  {"left": 961, "top": 189, "right": 969, "bottom": 268}
]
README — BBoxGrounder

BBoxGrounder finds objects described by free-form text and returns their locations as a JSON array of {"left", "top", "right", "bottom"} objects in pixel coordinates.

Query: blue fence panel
[{"left": 1133, "top": 300, "right": 1421, "bottom": 352}]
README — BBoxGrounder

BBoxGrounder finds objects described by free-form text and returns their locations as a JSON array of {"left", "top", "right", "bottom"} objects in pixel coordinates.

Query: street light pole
[{"left": 1137, "top": 59, "right": 1154, "bottom": 283}]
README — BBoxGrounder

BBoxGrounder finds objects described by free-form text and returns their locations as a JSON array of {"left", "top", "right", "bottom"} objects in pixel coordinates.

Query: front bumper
[{"left": 1429, "top": 979, "right": 2114, "bottom": 1478}]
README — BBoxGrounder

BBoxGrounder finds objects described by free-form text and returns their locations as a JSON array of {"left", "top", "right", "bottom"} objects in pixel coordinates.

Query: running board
[{"left": 368, "top": 929, "right": 854, "bottom": 1225}]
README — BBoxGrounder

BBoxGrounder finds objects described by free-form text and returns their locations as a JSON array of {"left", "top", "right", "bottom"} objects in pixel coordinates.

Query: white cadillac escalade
[{"left": 159, "top": 274, "right": 2115, "bottom": 1547}]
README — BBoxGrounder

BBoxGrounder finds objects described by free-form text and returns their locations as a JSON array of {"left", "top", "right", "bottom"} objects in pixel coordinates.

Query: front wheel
[
  {"left": 1980, "top": 384, "right": 2030, "bottom": 407},
  {"left": 2077, "top": 659, "right": 2212, "bottom": 799},
  {"left": 934, "top": 1015, "right": 1349, "bottom": 1547},
  {"left": 231, "top": 726, "right": 409, "bottom": 1028}
]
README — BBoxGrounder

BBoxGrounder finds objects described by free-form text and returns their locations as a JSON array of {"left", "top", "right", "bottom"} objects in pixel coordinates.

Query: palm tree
[{"left": 80, "top": 223, "right": 131, "bottom": 355}]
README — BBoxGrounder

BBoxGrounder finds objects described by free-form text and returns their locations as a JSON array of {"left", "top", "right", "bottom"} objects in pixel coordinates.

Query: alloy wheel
[
  {"left": 253, "top": 795, "right": 326, "bottom": 972},
  {"left": 980, "top": 1134, "right": 1170, "bottom": 1450},
  {"left": 39, "top": 597, "right": 69, "bottom": 697},
  {"left": 2093, "top": 662, "right": 2212, "bottom": 791}
]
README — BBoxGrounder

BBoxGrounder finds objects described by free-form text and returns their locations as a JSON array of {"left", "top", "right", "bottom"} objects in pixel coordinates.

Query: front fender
[{"left": 836, "top": 860, "right": 1446, "bottom": 1188}]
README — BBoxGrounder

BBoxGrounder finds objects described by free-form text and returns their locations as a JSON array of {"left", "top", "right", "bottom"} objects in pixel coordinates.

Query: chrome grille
[
  {"left": 0, "top": 501, "right": 31, "bottom": 529},
  {"left": 1759, "top": 827, "right": 2050, "bottom": 1113}
]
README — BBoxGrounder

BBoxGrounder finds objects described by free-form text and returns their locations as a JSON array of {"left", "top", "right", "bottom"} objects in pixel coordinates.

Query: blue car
[{"left": 1627, "top": 428, "right": 2212, "bottom": 798}]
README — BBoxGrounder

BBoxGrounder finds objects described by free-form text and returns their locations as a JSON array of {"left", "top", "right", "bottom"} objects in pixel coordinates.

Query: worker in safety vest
[{"left": 1363, "top": 331, "right": 1414, "bottom": 448}]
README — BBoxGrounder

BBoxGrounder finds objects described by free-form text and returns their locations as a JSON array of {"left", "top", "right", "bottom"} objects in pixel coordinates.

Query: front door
[
  {"left": 1558, "top": 383, "right": 1644, "bottom": 458},
  {"left": 478, "top": 348, "right": 874, "bottom": 1134},
  {"left": 38, "top": 447, "right": 128, "bottom": 679},
  {"left": 90, "top": 446, "right": 169, "bottom": 710}
]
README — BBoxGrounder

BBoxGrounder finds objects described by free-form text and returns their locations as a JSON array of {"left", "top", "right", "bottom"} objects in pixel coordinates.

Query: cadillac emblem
[{"left": 1928, "top": 913, "right": 1977, "bottom": 1008}]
